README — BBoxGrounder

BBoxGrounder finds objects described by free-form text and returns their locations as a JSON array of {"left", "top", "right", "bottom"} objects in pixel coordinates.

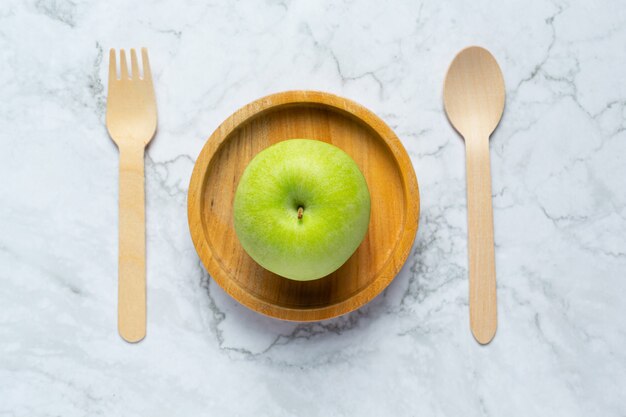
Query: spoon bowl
[{"left": 444, "top": 46, "right": 505, "bottom": 139}]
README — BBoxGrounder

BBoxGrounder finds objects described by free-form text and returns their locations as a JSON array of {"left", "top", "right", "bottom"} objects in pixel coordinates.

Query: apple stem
[{"left": 297, "top": 206, "right": 303, "bottom": 219}]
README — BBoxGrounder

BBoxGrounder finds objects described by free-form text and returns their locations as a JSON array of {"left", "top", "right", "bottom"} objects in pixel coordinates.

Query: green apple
[{"left": 233, "top": 139, "right": 371, "bottom": 281}]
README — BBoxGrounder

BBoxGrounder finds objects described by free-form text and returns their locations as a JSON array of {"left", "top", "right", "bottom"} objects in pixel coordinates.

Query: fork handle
[
  {"left": 117, "top": 143, "right": 146, "bottom": 343},
  {"left": 465, "top": 134, "right": 497, "bottom": 344}
]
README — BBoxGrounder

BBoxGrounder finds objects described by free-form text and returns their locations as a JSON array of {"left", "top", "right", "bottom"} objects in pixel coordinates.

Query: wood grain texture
[
  {"left": 443, "top": 46, "right": 504, "bottom": 344},
  {"left": 117, "top": 144, "right": 146, "bottom": 342},
  {"left": 106, "top": 48, "right": 157, "bottom": 342},
  {"left": 188, "top": 91, "right": 420, "bottom": 321}
]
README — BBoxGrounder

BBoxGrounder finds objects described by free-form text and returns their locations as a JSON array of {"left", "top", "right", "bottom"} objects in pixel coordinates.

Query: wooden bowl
[{"left": 188, "top": 91, "right": 419, "bottom": 321}]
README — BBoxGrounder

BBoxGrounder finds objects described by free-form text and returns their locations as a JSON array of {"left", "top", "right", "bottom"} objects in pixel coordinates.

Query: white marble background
[{"left": 1, "top": 0, "right": 625, "bottom": 415}]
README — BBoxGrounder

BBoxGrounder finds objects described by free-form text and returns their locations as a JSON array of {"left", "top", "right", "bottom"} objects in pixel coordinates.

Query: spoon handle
[
  {"left": 117, "top": 143, "right": 147, "bottom": 343},
  {"left": 464, "top": 135, "right": 497, "bottom": 344}
]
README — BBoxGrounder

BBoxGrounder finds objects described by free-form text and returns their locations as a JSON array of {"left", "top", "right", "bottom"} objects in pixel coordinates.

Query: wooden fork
[{"left": 106, "top": 48, "right": 157, "bottom": 343}]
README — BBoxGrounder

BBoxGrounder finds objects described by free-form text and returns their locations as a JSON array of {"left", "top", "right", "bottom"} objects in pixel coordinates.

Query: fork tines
[{"left": 109, "top": 48, "right": 152, "bottom": 82}]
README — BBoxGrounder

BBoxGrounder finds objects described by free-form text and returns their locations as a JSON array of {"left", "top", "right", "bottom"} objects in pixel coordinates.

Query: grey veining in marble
[{"left": 1, "top": 0, "right": 625, "bottom": 415}]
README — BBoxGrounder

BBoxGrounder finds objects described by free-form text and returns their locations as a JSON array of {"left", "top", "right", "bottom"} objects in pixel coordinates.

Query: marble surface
[{"left": 1, "top": 0, "right": 625, "bottom": 415}]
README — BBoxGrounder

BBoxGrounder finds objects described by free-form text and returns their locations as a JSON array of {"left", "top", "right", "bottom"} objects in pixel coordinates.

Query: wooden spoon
[{"left": 443, "top": 46, "right": 504, "bottom": 344}]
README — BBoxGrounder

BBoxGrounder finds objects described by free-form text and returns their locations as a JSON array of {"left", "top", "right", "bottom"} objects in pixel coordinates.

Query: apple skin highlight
[{"left": 233, "top": 139, "right": 371, "bottom": 281}]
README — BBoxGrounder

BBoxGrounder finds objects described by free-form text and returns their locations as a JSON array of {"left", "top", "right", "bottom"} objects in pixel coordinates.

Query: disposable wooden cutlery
[
  {"left": 106, "top": 48, "right": 157, "bottom": 343},
  {"left": 443, "top": 46, "right": 504, "bottom": 344}
]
